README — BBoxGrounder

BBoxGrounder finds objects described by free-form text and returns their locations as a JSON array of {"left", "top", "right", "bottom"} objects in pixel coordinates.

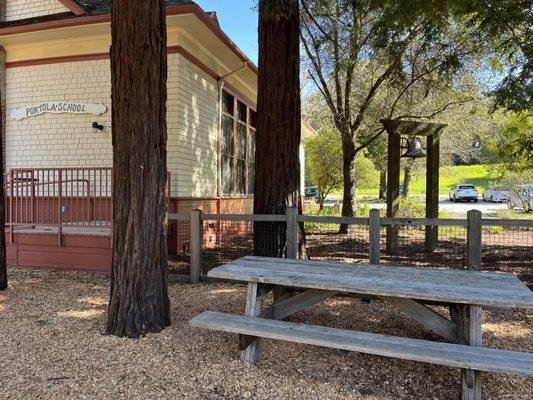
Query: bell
[{"left": 401, "top": 136, "right": 427, "bottom": 159}]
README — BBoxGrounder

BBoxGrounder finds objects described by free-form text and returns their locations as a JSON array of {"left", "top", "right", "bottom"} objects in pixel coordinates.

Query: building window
[
  {"left": 221, "top": 91, "right": 256, "bottom": 196},
  {"left": 248, "top": 111, "right": 257, "bottom": 194}
]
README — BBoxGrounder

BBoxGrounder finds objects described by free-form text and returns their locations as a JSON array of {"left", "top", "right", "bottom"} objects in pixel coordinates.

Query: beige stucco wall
[
  {"left": 4, "top": 53, "right": 219, "bottom": 198},
  {"left": 3, "top": 0, "right": 69, "bottom": 21}
]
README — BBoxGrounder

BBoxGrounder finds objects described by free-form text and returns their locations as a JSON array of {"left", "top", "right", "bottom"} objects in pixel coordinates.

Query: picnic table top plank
[{"left": 208, "top": 256, "right": 533, "bottom": 309}]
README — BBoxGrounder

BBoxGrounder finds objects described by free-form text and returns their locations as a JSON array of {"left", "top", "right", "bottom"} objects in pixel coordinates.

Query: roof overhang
[
  {"left": 58, "top": 0, "right": 85, "bottom": 15},
  {"left": 380, "top": 119, "right": 447, "bottom": 136},
  {"left": 0, "top": 4, "right": 258, "bottom": 103}
]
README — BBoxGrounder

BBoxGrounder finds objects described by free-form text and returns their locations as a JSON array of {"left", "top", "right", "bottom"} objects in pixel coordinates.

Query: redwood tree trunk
[
  {"left": 0, "top": 87, "right": 6, "bottom": 291},
  {"left": 107, "top": 0, "right": 170, "bottom": 338},
  {"left": 339, "top": 140, "right": 356, "bottom": 233},
  {"left": 253, "top": 0, "right": 305, "bottom": 258}
]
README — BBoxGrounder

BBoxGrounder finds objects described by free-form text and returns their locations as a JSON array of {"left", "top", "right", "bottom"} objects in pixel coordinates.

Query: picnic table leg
[
  {"left": 460, "top": 305, "right": 482, "bottom": 400},
  {"left": 240, "top": 282, "right": 265, "bottom": 364}
]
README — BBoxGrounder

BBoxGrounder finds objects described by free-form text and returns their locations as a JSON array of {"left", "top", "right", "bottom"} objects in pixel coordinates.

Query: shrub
[{"left": 398, "top": 197, "right": 426, "bottom": 218}]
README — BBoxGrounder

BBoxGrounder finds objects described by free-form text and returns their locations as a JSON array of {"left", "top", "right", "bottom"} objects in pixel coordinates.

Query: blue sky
[{"left": 195, "top": 1, "right": 258, "bottom": 64}]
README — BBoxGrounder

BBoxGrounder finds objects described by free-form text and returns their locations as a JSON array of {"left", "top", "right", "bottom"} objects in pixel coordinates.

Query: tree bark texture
[
  {"left": 0, "top": 53, "right": 6, "bottom": 290},
  {"left": 107, "top": 0, "right": 170, "bottom": 338},
  {"left": 402, "top": 158, "right": 414, "bottom": 197},
  {"left": 379, "top": 170, "right": 387, "bottom": 200},
  {"left": 339, "top": 140, "right": 356, "bottom": 233},
  {"left": 253, "top": 0, "right": 305, "bottom": 258}
]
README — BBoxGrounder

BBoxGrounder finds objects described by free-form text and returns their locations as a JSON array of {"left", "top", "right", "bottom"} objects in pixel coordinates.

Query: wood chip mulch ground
[{"left": 0, "top": 266, "right": 531, "bottom": 399}]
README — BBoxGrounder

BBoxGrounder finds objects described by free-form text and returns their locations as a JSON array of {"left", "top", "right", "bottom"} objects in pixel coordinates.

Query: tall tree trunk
[
  {"left": 253, "top": 0, "right": 305, "bottom": 258},
  {"left": 318, "top": 194, "right": 324, "bottom": 212},
  {"left": 339, "top": 140, "right": 356, "bottom": 233},
  {"left": 402, "top": 158, "right": 414, "bottom": 198},
  {"left": 107, "top": 0, "right": 170, "bottom": 338},
  {"left": 379, "top": 170, "right": 387, "bottom": 200},
  {"left": 0, "top": 81, "right": 6, "bottom": 291}
]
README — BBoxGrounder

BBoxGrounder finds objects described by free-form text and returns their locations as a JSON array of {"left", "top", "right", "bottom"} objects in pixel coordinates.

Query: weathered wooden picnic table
[{"left": 191, "top": 256, "right": 533, "bottom": 400}]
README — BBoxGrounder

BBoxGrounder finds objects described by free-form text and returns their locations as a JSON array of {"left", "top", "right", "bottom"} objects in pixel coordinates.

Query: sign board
[{"left": 11, "top": 102, "right": 107, "bottom": 120}]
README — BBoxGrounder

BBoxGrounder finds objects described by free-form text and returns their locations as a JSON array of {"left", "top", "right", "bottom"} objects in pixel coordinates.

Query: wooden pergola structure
[{"left": 381, "top": 119, "right": 447, "bottom": 253}]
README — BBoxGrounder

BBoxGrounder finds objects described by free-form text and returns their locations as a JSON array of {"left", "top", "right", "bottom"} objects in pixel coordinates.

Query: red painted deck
[
  {"left": 7, "top": 226, "right": 112, "bottom": 274},
  {"left": 4, "top": 165, "right": 254, "bottom": 274}
]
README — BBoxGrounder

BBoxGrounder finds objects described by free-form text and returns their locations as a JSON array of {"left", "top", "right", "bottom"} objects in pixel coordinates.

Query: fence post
[
  {"left": 462, "top": 209, "right": 483, "bottom": 399},
  {"left": 286, "top": 206, "right": 299, "bottom": 259},
  {"left": 369, "top": 209, "right": 381, "bottom": 264},
  {"left": 467, "top": 209, "right": 482, "bottom": 271},
  {"left": 190, "top": 209, "right": 203, "bottom": 283}
]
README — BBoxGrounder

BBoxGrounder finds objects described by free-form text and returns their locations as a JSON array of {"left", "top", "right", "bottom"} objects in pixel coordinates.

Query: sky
[{"left": 195, "top": 1, "right": 259, "bottom": 64}]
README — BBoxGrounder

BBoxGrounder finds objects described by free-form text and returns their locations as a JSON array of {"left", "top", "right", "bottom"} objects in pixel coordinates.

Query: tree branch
[
  {"left": 394, "top": 98, "right": 474, "bottom": 120},
  {"left": 351, "top": 62, "right": 396, "bottom": 133},
  {"left": 354, "top": 128, "right": 385, "bottom": 153}
]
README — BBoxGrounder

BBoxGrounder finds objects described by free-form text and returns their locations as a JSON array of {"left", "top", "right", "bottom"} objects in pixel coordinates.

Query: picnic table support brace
[
  {"left": 459, "top": 304, "right": 482, "bottom": 400},
  {"left": 240, "top": 282, "right": 269, "bottom": 364},
  {"left": 381, "top": 296, "right": 458, "bottom": 342},
  {"left": 240, "top": 288, "right": 337, "bottom": 350}
]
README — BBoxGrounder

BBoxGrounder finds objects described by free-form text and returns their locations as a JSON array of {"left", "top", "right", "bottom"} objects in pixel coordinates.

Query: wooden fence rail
[{"left": 167, "top": 208, "right": 531, "bottom": 284}]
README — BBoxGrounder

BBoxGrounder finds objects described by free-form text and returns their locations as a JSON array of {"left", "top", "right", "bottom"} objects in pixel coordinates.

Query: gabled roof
[{"left": 70, "top": 0, "right": 195, "bottom": 15}]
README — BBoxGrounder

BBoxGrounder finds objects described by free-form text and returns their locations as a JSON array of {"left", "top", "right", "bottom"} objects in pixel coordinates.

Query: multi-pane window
[
  {"left": 221, "top": 91, "right": 256, "bottom": 196},
  {"left": 248, "top": 111, "right": 257, "bottom": 194}
]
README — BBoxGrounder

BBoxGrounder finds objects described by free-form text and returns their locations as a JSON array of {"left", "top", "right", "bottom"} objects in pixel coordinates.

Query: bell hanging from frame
[{"left": 401, "top": 136, "right": 427, "bottom": 159}]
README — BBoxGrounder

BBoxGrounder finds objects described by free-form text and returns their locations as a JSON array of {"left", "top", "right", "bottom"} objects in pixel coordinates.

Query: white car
[
  {"left": 482, "top": 185, "right": 510, "bottom": 203},
  {"left": 449, "top": 184, "right": 478, "bottom": 203}
]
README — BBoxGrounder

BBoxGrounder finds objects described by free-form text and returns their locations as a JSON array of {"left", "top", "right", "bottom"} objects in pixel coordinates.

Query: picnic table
[{"left": 190, "top": 256, "right": 533, "bottom": 400}]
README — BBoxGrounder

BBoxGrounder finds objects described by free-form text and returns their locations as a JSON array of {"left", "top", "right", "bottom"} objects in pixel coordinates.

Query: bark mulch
[{"left": 0, "top": 266, "right": 531, "bottom": 400}]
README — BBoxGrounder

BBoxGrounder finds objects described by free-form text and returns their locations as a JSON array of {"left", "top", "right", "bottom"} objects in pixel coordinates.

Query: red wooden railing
[
  {"left": 4, "top": 168, "right": 114, "bottom": 231},
  {"left": 4, "top": 167, "right": 174, "bottom": 246}
]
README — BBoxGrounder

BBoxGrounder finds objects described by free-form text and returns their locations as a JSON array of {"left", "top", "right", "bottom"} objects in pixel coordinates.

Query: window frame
[{"left": 221, "top": 89, "right": 256, "bottom": 197}]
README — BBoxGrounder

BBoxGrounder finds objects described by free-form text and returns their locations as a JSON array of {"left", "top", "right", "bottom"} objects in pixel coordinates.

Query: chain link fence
[
  {"left": 380, "top": 224, "right": 469, "bottom": 269},
  {"left": 481, "top": 224, "right": 532, "bottom": 283},
  {"left": 168, "top": 216, "right": 191, "bottom": 275},
  {"left": 202, "top": 219, "right": 254, "bottom": 275}
]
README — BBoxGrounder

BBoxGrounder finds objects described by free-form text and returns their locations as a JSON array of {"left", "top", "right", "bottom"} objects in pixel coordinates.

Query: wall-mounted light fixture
[{"left": 92, "top": 122, "right": 104, "bottom": 131}]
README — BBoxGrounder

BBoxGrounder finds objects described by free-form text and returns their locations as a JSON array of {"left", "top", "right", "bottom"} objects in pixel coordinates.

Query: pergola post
[
  {"left": 381, "top": 119, "right": 446, "bottom": 255},
  {"left": 386, "top": 131, "right": 401, "bottom": 254},
  {"left": 425, "top": 133, "right": 440, "bottom": 252}
]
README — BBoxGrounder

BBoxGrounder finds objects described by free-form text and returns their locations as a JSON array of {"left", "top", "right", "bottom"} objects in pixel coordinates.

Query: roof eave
[
  {"left": 58, "top": 0, "right": 86, "bottom": 15},
  {"left": 0, "top": 3, "right": 258, "bottom": 76}
]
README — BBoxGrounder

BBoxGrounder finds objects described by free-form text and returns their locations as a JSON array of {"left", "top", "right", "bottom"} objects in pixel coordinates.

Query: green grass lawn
[{"left": 355, "top": 164, "right": 500, "bottom": 196}]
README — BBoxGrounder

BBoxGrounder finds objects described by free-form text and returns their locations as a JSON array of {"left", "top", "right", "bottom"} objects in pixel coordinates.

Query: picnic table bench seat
[
  {"left": 191, "top": 311, "right": 533, "bottom": 377},
  {"left": 191, "top": 256, "right": 533, "bottom": 399}
]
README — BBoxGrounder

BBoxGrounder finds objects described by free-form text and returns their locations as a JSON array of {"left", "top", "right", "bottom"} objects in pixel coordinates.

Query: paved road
[
  {"left": 438, "top": 200, "right": 508, "bottom": 214},
  {"left": 359, "top": 199, "right": 508, "bottom": 216}
]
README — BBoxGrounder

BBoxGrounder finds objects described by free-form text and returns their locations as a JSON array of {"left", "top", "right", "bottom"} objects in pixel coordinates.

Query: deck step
[{"left": 190, "top": 311, "right": 533, "bottom": 377}]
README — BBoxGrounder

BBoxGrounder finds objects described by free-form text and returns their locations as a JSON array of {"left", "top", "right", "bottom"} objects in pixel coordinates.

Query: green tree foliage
[
  {"left": 306, "top": 130, "right": 378, "bottom": 209},
  {"left": 376, "top": 0, "right": 532, "bottom": 111},
  {"left": 300, "top": 0, "right": 481, "bottom": 220},
  {"left": 491, "top": 111, "right": 533, "bottom": 172},
  {"left": 452, "top": 0, "right": 531, "bottom": 111},
  {"left": 305, "top": 130, "right": 343, "bottom": 210}
]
